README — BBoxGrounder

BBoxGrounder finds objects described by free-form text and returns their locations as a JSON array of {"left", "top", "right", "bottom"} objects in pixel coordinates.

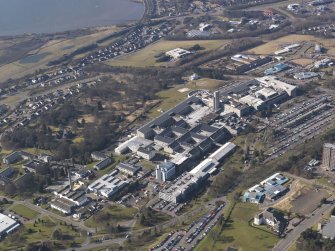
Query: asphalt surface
[{"left": 273, "top": 197, "right": 335, "bottom": 251}]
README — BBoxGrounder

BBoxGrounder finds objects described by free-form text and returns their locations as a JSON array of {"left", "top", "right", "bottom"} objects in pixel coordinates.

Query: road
[
  {"left": 13, "top": 200, "right": 95, "bottom": 233},
  {"left": 65, "top": 237, "right": 125, "bottom": 251},
  {"left": 273, "top": 197, "right": 335, "bottom": 251}
]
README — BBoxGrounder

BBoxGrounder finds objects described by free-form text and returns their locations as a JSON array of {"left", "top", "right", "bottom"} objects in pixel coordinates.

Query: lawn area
[
  {"left": 105, "top": 39, "right": 230, "bottom": 67},
  {"left": 9, "top": 204, "right": 40, "bottom": 220},
  {"left": 247, "top": 34, "right": 335, "bottom": 56},
  {"left": 139, "top": 159, "right": 156, "bottom": 170},
  {"left": 196, "top": 203, "right": 278, "bottom": 251},
  {"left": 23, "top": 147, "right": 52, "bottom": 155},
  {"left": 85, "top": 204, "right": 138, "bottom": 228}
]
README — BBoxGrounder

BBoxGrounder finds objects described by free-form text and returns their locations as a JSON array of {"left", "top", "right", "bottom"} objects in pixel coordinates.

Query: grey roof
[
  {"left": 137, "top": 146, "right": 154, "bottom": 155},
  {"left": 117, "top": 163, "right": 141, "bottom": 173},
  {"left": 154, "top": 135, "right": 175, "bottom": 144},
  {"left": 138, "top": 96, "right": 202, "bottom": 135},
  {"left": 323, "top": 216, "right": 335, "bottom": 239}
]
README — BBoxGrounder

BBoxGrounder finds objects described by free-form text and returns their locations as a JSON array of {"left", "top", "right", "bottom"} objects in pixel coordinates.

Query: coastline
[{"left": 0, "top": 0, "right": 146, "bottom": 39}]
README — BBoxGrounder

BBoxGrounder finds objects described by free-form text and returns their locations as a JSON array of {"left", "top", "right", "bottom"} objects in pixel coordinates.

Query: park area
[
  {"left": 105, "top": 39, "right": 230, "bottom": 67},
  {"left": 196, "top": 202, "right": 278, "bottom": 251},
  {"left": 0, "top": 215, "right": 86, "bottom": 250}
]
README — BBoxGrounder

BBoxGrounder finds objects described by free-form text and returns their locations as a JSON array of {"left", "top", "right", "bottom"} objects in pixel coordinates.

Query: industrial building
[
  {"left": 3, "top": 151, "right": 35, "bottom": 164},
  {"left": 91, "top": 151, "right": 108, "bottom": 161},
  {"left": 0, "top": 213, "right": 20, "bottom": 238},
  {"left": 226, "top": 54, "right": 272, "bottom": 73},
  {"left": 156, "top": 160, "right": 176, "bottom": 182},
  {"left": 117, "top": 162, "right": 141, "bottom": 176},
  {"left": 159, "top": 142, "right": 236, "bottom": 203},
  {"left": 294, "top": 72, "right": 319, "bottom": 80},
  {"left": 264, "top": 63, "right": 290, "bottom": 75},
  {"left": 137, "top": 146, "right": 156, "bottom": 160},
  {"left": 243, "top": 173, "right": 289, "bottom": 203},
  {"left": 274, "top": 44, "right": 300, "bottom": 55},
  {"left": 88, "top": 171, "right": 128, "bottom": 198},
  {"left": 51, "top": 184, "right": 89, "bottom": 214},
  {"left": 94, "top": 157, "right": 112, "bottom": 170},
  {"left": 321, "top": 215, "right": 335, "bottom": 239},
  {"left": 220, "top": 77, "right": 297, "bottom": 117},
  {"left": 322, "top": 143, "right": 335, "bottom": 171},
  {"left": 166, "top": 48, "right": 192, "bottom": 59}
]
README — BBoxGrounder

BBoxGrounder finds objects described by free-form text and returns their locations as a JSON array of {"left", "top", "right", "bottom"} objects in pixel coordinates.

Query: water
[{"left": 0, "top": 0, "right": 144, "bottom": 36}]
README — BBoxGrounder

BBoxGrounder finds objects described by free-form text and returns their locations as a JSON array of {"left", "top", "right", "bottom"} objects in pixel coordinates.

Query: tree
[
  {"left": 4, "top": 182, "right": 17, "bottom": 196},
  {"left": 52, "top": 229, "right": 63, "bottom": 240}
]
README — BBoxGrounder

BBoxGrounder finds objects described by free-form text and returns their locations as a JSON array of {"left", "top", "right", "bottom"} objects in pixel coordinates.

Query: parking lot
[
  {"left": 264, "top": 94, "right": 335, "bottom": 161},
  {"left": 149, "top": 203, "right": 225, "bottom": 251}
]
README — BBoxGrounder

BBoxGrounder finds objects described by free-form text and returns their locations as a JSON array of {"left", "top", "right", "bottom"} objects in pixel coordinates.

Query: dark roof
[
  {"left": 117, "top": 163, "right": 141, "bottom": 173},
  {"left": 138, "top": 96, "right": 202, "bottom": 135},
  {"left": 137, "top": 146, "right": 154, "bottom": 155},
  {"left": 154, "top": 135, "right": 175, "bottom": 144}
]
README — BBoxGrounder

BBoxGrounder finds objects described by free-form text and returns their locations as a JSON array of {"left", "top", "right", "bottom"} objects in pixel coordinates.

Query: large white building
[
  {"left": 256, "top": 76, "right": 297, "bottom": 97},
  {"left": 166, "top": 48, "right": 192, "bottom": 59},
  {"left": 88, "top": 171, "right": 128, "bottom": 198},
  {"left": 0, "top": 213, "right": 20, "bottom": 238}
]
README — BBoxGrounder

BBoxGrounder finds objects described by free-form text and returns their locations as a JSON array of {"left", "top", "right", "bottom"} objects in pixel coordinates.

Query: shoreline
[{"left": 0, "top": 0, "right": 146, "bottom": 40}]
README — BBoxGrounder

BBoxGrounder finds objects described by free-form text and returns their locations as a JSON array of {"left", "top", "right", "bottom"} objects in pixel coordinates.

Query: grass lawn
[
  {"left": 196, "top": 203, "right": 278, "bottom": 251},
  {"left": 247, "top": 34, "right": 335, "bottom": 56},
  {"left": 9, "top": 204, "right": 40, "bottom": 220},
  {"left": 23, "top": 147, "right": 52, "bottom": 155},
  {"left": 105, "top": 39, "right": 230, "bottom": 67},
  {"left": 139, "top": 159, "right": 156, "bottom": 171},
  {"left": 85, "top": 204, "right": 138, "bottom": 228}
]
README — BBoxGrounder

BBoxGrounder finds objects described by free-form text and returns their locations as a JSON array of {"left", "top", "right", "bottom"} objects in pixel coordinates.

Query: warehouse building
[
  {"left": 159, "top": 142, "right": 236, "bottom": 202},
  {"left": 117, "top": 162, "right": 141, "bottom": 176},
  {"left": 0, "top": 213, "right": 20, "bottom": 238},
  {"left": 166, "top": 48, "right": 192, "bottom": 59},
  {"left": 88, "top": 172, "right": 128, "bottom": 198},
  {"left": 243, "top": 173, "right": 289, "bottom": 203}
]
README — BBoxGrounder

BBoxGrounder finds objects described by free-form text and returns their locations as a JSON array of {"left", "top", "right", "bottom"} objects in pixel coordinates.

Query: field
[
  {"left": 247, "top": 34, "right": 335, "bottom": 56},
  {"left": 85, "top": 204, "right": 138, "bottom": 228},
  {"left": 9, "top": 204, "right": 40, "bottom": 220},
  {"left": 0, "top": 27, "right": 118, "bottom": 82},
  {"left": 148, "top": 78, "right": 226, "bottom": 118},
  {"left": 105, "top": 39, "right": 230, "bottom": 67},
  {"left": 196, "top": 203, "right": 278, "bottom": 251},
  {"left": 290, "top": 58, "right": 314, "bottom": 67}
]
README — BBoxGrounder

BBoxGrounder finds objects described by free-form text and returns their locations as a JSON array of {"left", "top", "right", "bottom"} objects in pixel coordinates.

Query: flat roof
[{"left": 0, "top": 213, "right": 19, "bottom": 234}]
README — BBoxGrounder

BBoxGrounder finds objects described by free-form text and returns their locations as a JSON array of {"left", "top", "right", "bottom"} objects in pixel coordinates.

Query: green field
[
  {"left": 9, "top": 204, "right": 40, "bottom": 220},
  {"left": 105, "top": 39, "right": 230, "bottom": 67},
  {"left": 196, "top": 203, "right": 278, "bottom": 251},
  {"left": 85, "top": 204, "right": 138, "bottom": 228}
]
